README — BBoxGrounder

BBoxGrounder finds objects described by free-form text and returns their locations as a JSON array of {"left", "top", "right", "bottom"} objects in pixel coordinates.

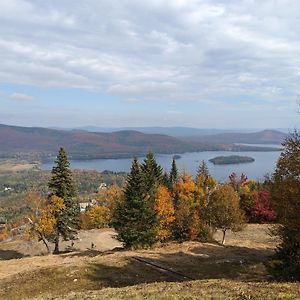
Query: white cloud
[
  {"left": 9, "top": 93, "right": 34, "bottom": 101},
  {"left": 108, "top": 81, "right": 177, "bottom": 97},
  {"left": 0, "top": 0, "right": 299, "bottom": 108}
]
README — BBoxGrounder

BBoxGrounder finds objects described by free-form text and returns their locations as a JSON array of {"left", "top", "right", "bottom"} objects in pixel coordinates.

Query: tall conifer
[
  {"left": 197, "top": 160, "right": 209, "bottom": 179},
  {"left": 162, "top": 171, "right": 171, "bottom": 189},
  {"left": 141, "top": 152, "right": 163, "bottom": 192},
  {"left": 169, "top": 158, "right": 179, "bottom": 188},
  {"left": 48, "top": 147, "right": 80, "bottom": 253},
  {"left": 112, "top": 158, "right": 157, "bottom": 248},
  {"left": 270, "top": 132, "right": 300, "bottom": 280}
]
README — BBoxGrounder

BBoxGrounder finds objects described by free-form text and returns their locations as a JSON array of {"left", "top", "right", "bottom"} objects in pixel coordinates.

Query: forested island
[{"left": 209, "top": 155, "right": 255, "bottom": 165}]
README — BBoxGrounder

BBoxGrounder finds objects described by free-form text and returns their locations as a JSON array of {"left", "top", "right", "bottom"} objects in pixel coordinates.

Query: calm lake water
[{"left": 42, "top": 149, "right": 282, "bottom": 182}]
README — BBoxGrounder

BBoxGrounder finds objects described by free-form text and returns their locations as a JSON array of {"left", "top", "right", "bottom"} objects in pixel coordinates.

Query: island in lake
[
  {"left": 209, "top": 155, "right": 255, "bottom": 165},
  {"left": 173, "top": 154, "right": 182, "bottom": 160}
]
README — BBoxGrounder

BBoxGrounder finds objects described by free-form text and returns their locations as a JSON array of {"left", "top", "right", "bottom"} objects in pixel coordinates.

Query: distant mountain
[
  {"left": 75, "top": 126, "right": 256, "bottom": 137},
  {"left": 0, "top": 124, "right": 282, "bottom": 162},
  {"left": 0, "top": 124, "right": 196, "bottom": 161},
  {"left": 187, "top": 130, "right": 287, "bottom": 145}
]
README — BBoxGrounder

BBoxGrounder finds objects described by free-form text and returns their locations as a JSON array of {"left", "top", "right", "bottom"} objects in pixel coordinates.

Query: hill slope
[
  {"left": 0, "top": 124, "right": 194, "bottom": 160},
  {"left": 186, "top": 130, "right": 286, "bottom": 145},
  {"left": 0, "top": 124, "right": 282, "bottom": 161},
  {"left": 1, "top": 225, "right": 300, "bottom": 300}
]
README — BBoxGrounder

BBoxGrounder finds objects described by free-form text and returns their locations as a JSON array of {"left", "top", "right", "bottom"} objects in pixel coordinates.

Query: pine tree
[
  {"left": 197, "top": 160, "right": 209, "bottom": 179},
  {"left": 162, "top": 171, "right": 171, "bottom": 190},
  {"left": 141, "top": 152, "right": 163, "bottom": 202},
  {"left": 112, "top": 158, "right": 157, "bottom": 248},
  {"left": 48, "top": 147, "right": 80, "bottom": 254},
  {"left": 141, "top": 152, "right": 163, "bottom": 189},
  {"left": 169, "top": 158, "right": 178, "bottom": 188},
  {"left": 269, "top": 132, "right": 300, "bottom": 280}
]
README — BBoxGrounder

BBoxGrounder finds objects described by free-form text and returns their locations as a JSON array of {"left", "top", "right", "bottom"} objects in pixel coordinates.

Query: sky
[{"left": 0, "top": 0, "right": 300, "bottom": 129}]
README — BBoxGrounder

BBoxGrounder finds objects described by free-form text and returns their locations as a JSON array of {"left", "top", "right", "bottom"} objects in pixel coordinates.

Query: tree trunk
[
  {"left": 38, "top": 233, "right": 51, "bottom": 254},
  {"left": 53, "top": 234, "right": 59, "bottom": 254},
  {"left": 221, "top": 230, "right": 226, "bottom": 245}
]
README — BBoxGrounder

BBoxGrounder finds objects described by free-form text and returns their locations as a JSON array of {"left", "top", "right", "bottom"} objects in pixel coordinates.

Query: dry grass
[
  {"left": 37, "top": 280, "right": 300, "bottom": 300},
  {"left": 0, "top": 160, "right": 39, "bottom": 173},
  {"left": 0, "top": 224, "right": 298, "bottom": 300}
]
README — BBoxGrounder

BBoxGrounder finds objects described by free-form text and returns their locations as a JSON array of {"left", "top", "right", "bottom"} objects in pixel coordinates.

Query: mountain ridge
[{"left": 0, "top": 124, "right": 284, "bottom": 161}]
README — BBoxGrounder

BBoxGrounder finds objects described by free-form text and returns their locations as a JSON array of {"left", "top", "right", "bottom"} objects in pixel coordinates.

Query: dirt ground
[
  {"left": 0, "top": 228, "right": 122, "bottom": 258},
  {"left": 1, "top": 224, "right": 296, "bottom": 300},
  {"left": 0, "top": 225, "right": 276, "bottom": 280}
]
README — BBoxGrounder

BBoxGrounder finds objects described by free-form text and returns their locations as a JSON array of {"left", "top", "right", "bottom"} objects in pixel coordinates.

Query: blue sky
[{"left": 0, "top": 0, "right": 299, "bottom": 129}]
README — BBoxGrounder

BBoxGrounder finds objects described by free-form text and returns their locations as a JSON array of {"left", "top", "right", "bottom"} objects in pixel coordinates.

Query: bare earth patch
[{"left": 0, "top": 160, "right": 39, "bottom": 173}]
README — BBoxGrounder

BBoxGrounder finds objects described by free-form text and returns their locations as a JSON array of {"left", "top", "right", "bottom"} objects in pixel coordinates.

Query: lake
[{"left": 42, "top": 149, "right": 282, "bottom": 182}]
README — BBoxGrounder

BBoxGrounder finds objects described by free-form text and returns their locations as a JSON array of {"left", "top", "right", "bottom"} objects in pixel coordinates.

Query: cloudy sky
[{"left": 1, "top": 0, "right": 299, "bottom": 129}]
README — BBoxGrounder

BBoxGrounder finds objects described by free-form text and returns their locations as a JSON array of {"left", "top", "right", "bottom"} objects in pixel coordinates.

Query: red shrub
[{"left": 250, "top": 190, "right": 276, "bottom": 223}]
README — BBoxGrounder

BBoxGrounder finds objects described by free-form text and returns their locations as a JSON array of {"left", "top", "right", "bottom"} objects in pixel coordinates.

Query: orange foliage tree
[
  {"left": 172, "top": 173, "right": 200, "bottom": 241},
  {"left": 154, "top": 185, "right": 175, "bottom": 242},
  {"left": 97, "top": 184, "right": 124, "bottom": 216}
]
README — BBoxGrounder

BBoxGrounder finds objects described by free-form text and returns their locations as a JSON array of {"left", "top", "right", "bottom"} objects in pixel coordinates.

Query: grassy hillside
[{"left": 0, "top": 225, "right": 299, "bottom": 300}]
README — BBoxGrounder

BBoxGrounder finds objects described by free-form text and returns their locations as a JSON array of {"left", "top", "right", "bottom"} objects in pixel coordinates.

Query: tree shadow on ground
[
  {"left": 63, "top": 249, "right": 103, "bottom": 258},
  {"left": 63, "top": 246, "right": 124, "bottom": 258},
  {"left": 0, "top": 249, "right": 28, "bottom": 260},
  {"left": 87, "top": 244, "right": 272, "bottom": 289}
]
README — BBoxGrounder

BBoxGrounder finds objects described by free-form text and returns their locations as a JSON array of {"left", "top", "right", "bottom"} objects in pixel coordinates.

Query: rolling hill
[
  {"left": 185, "top": 129, "right": 286, "bottom": 145},
  {"left": 0, "top": 124, "right": 196, "bottom": 160},
  {"left": 0, "top": 124, "right": 283, "bottom": 162}
]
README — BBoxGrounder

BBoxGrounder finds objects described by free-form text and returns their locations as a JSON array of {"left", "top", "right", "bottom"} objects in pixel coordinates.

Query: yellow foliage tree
[
  {"left": 194, "top": 174, "right": 217, "bottom": 240},
  {"left": 154, "top": 185, "right": 175, "bottom": 242},
  {"left": 207, "top": 184, "right": 245, "bottom": 244},
  {"left": 26, "top": 193, "right": 65, "bottom": 253},
  {"left": 85, "top": 206, "right": 110, "bottom": 229},
  {"left": 195, "top": 174, "right": 217, "bottom": 209},
  {"left": 97, "top": 184, "right": 124, "bottom": 217}
]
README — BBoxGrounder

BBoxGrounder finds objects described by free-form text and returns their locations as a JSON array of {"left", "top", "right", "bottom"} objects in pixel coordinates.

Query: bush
[
  {"left": 250, "top": 190, "right": 276, "bottom": 223},
  {"left": 269, "top": 132, "right": 300, "bottom": 280}
]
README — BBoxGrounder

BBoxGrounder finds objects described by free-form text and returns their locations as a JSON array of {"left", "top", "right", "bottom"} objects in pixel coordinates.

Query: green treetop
[
  {"left": 169, "top": 158, "right": 179, "bottom": 188},
  {"left": 197, "top": 160, "right": 209, "bottom": 179},
  {"left": 141, "top": 152, "right": 163, "bottom": 198}
]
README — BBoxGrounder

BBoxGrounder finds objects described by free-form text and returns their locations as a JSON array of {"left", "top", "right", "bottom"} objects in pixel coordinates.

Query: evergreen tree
[
  {"left": 112, "top": 158, "right": 157, "bottom": 248},
  {"left": 269, "top": 132, "right": 300, "bottom": 280},
  {"left": 141, "top": 152, "right": 163, "bottom": 187},
  {"left": 169, "top": 158, "right": 179, "bottom": 188},
  {"left": 48, "top": 147, "right": 80, "bottom": 254},
  {"left": 197, "top": 160, "right": 209, "bottom": 179},
  {"left": 141, "top": 152, "right": 163, "bottom": 201},
  {"left": 162, "top": 171, "right": 171, "bottom": 190}
]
